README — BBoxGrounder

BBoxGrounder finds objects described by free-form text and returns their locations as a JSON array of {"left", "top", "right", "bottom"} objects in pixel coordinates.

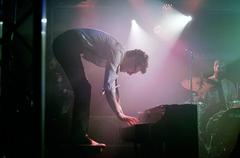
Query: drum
[
  {"left": 226, "top": 99, "right": 240, "bottom": 109},
  {"left": 205, "top": 108, "right": 240, "bottom": 158}
]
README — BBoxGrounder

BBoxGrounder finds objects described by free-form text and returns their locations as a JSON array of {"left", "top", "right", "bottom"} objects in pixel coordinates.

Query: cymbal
[
  {"left": 181, "top": 76, "right": 214, "bottom": 97},
  {"left": 229, "top": 100, "right": 240, "bottom": 109}
]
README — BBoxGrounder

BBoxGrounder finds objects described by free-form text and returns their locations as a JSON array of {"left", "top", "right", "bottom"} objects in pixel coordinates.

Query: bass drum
[{"left": 206, "top": 108, "right": 240, "bottom": 158}]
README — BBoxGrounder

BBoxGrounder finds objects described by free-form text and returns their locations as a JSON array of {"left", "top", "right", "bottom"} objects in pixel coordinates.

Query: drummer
[
  {"left": 197, "top": 59, "right": 238, "bottom": 157},
  {"left": 182, "top": 59, "right": 237, "bottom": 104},
  {"left": 202, "top": 59, "right": 237, "bottom": 114}
]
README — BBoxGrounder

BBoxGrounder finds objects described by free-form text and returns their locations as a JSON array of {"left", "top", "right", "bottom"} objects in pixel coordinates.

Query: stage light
[
  {"left": 179, "top": 15, "right": 192, "bottom": 27},
  {"left": 130, "top": 19, "right": 141, "bottom": 35},
  {"left": 131, "top": 19, "right": 137, "bottom": 27},
  {"left": 186, "top": 16, "right": 192, "bottom": 22},
  {"left": 153, "top": 7, "right": 193, "bottom": 43},
  {"left": 41, "top": 18, "right": 47, "bottom": 23},
  {"left": 127, "top": 18, "right": 155, "bottom": 51},
  {"left": 181, "top": 15, "right": 192, "bottom": 24},
  {"left": 162, "top": 3, "right": 173, "bottom": 10}
]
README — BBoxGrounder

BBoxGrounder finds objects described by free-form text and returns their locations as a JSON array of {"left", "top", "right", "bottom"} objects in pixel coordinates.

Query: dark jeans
[{"left": 53, "top": 32, "right": 91, "bottom": 143}]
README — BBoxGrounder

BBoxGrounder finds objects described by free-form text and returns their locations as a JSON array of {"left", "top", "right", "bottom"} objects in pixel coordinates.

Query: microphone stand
[
  {"left": 186, "top": 49, "right": 194, "bottom": 104},
  {"left": 237, "top": 82, "right": 239, "bottom": 99}
]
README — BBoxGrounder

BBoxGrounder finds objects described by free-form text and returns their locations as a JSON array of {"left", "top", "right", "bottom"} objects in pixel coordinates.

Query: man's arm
[
  {"left": 105, "top": 88, "right": 123, "bottom": 118},
  {"left": 104, "top": 89, "right": 139, "bottom": 126},
  {"left": 103, "top": 51, "right": 138, "bottom": 126}
]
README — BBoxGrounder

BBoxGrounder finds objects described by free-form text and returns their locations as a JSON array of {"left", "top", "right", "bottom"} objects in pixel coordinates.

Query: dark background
[{"left": 1, "top": 0, "right": 239, "bottom": 157}]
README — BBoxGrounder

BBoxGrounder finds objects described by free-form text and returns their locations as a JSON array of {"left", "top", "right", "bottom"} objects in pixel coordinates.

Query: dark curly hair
[{"left": 125, "top": 49, "right": 149, "bottom": 73}]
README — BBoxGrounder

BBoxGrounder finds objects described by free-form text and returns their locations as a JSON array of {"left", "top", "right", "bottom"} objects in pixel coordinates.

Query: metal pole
[{"left": 186, "top": 49, "right": 194, "bottom": 103}]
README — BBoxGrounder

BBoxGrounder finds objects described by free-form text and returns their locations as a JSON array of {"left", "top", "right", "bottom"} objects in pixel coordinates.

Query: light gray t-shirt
[{"left": 75, "top": 28, "right": 125, "bottom": 93}]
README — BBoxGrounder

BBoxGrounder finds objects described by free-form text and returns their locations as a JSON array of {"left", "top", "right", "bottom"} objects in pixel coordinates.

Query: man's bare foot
[
  {"left": 77, "top": 135, "right": 106, "bottom": 147},
  {"left": 87, "top": 137, "right": 106, "bottom": 147}
]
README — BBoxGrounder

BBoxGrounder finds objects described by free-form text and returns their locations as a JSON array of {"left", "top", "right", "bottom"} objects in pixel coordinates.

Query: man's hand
[{"left": 119, "top": 114, "right": 139, "bottom": 126}]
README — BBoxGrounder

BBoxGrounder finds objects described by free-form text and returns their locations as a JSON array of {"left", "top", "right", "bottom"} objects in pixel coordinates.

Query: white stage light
[
  {"left": 127, "top": 18, "right": 156, "bottom": 51},
  {"left": 186, "top": 16, "right": 192, "bottom": 22},
  {"left": 41, "top": 18, "right": 47, "bottom": 23},
  {"left": 131, "top": 19, "right": 137, "bottom": 24}
]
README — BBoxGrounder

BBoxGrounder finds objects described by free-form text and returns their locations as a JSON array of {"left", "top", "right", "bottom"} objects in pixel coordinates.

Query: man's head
[
  {"left": 120, "top": 49, "right": 148, "bottom": 75},
  {"left": 213, "top": 59, "right": 226, "bottom": 77}
]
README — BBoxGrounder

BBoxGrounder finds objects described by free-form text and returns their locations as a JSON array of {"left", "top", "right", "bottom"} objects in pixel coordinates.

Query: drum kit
[
  {"left": 181, "top": 76, "right": 215, "bottom": 98},
  {"left": 181, "top": 76, "right": 240, "bottom": 158},
  {"left": 181, "top": 76, "right": 240, "bottom": 108}
]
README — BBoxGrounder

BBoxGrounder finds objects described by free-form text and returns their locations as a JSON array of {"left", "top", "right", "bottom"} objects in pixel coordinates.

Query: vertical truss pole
[{"left": 33, "top": 0, "right": 45, "bottom": 158}]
